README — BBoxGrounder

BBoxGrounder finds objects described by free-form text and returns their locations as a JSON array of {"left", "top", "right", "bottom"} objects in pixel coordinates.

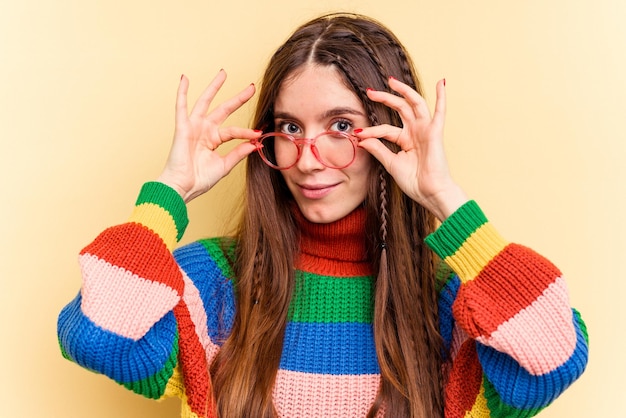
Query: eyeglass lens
[{"left": 259, "top": 133, "right": 356, "bottom": 169}]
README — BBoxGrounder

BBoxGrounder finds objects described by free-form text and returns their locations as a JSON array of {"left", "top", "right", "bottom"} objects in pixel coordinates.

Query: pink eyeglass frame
[{"left": 250, "top": 130, "right": 363, "bottom": 170}]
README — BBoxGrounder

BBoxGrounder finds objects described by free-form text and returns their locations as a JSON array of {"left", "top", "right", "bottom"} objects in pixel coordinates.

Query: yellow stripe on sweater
[
  {"left": 181, "top": 404, "right": 202, "bottom": 418},
  {"left": 128, "top": 202, "right": 178, "bottom": 250},
  {"left": 443, "top": 222, "right": 508, "bottom": 284},
  {"left": 464, "top": 383, "right": 491, "bottom": 417},
  {"left": 163, "top": 367, "right": 205, "bottom": 418},
  {"left": 162, "top": 365, "right": 185, "bottom": 399}
]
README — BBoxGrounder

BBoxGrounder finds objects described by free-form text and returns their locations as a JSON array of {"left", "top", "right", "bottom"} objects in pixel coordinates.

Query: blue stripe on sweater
[
  {"left": 437, "top": 274, "right": 460, "bottom": 354},
  {"left": 280, "top": 321, "right": 379, "bottom": 375},
  {"left": 477, "top": 311, "right": 589, "bottom": 409},
  {"left": 174, "top": 241, "right": 236, "bottom": 346},
  {"left": 57, "top": 293, "right": 178, "bottom": 383}
]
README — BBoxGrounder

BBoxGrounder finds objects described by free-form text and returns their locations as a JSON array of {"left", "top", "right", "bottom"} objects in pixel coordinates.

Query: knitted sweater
[{"left": 57, "top": 182, "right": 589, "bottom": 418}]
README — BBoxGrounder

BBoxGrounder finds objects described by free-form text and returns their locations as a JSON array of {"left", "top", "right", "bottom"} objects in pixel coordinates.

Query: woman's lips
[{"left": 298, "top": 183, "right": 338, "bottom": 199}]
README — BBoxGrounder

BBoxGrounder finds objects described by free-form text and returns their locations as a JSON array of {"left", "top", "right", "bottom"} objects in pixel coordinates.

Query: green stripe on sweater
[
  {"left": 288, "top": 272, "right": 374, "bottom": 323},
  {"left": 198, "top": 237, "right": 237, "bottom": 280},
  {"left": 136, "top": 182, "right": 189, "bottom": 241},
  {"left": 483, "top": 376, "right": 545, "bottom": 418},
  {"left": 121, "top": 332, "right": 179, "bottom": 399},
  {"left": 573, "top": 308, "right": 589, "bottom": 345},
  {"left": 424, "top": 200, "right": 488, "bottom": 260}
]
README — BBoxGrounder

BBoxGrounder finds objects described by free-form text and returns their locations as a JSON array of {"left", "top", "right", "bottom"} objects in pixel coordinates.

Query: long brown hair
[{"left": 210, "top": 13, "right": 444, "bottom": 417}]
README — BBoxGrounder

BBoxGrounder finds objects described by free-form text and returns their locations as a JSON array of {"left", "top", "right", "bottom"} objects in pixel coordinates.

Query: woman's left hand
[{"left": 356, "top": 77, "right": 468, "bottom": 221}]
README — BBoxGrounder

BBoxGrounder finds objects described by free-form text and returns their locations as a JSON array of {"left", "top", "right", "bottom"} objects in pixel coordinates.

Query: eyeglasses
[{"left": 251, "top": 131, "right": 361, "bottom": 170}]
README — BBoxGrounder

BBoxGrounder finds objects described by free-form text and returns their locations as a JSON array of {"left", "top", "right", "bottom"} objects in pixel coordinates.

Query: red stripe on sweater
[
  {"left": 174, "top": 299, "right": 216, "bottom": 418},
  {"left": 452, "top": 243, "right": 562, "bottom": 338},
  {"left": 297, "top": 253, "right": 373, "bottom": 277},
  {"left": 444, "top": 340, "right": 483, "bottom": 418},
  {"left": 80, "top": 223, "right": 184, "bottom": 294}
]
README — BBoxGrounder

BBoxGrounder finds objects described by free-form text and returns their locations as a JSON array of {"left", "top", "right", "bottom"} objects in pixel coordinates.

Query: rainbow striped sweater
[{"left": 57, "top": 182, "right": 588, "bottom": 417}]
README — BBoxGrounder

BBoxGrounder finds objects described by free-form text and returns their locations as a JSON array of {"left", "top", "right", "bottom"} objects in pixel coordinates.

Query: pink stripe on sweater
[
  {"left": 181, "top": 272, "right": 220, "bottom": 366},
  {"left": 476, "top": 276, "right": 576, "bottom": 375},
  {"left": 450, "top": 322, "right": 470, "bottom": 360},
  {"left": 273, "top": 370, "right": 381, "bottom": 417},
  {"left": 79, "top": 253, "right": 180, "bottom": 340}
]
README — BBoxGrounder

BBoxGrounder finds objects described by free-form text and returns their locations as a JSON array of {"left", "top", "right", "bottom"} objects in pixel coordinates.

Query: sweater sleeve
[
  {"left": 57, "top": 182, "right": 189, "bottom": 399},
  {"left": 426, "top": 201, "right": 589, "bottom": 416}
]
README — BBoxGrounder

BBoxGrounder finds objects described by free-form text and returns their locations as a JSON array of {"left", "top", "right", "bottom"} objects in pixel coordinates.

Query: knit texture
[{"left": 57, "top": 184, "right": 589, "bottom": 417}]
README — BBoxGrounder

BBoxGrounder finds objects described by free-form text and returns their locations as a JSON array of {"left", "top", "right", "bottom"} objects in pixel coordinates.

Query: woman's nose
[{"left": 295, "top": 143, "right": 324, "bottom": 172}]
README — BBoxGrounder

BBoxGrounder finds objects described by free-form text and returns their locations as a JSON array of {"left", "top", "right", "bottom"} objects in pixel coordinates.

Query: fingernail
[
  {"left": 253, "top": 129, "right": 262, "bottom": 133},
  {"left": 443, "top": 78, "right": 446, "bottom": 86},
  {"left": 389, "top": 75, "right": 396, "bottom": 81},
  {"left": 250, "top": 82, "right": 255, "bottom": 88},
  {"left": 180, "top": 74, "right": 184, "bottom": 80},
  {"left": 354, "top": 128, "right": 363, "bottom": 134},
  {"left": 366, "top": 88, "right": 374, "bottom": 92}
]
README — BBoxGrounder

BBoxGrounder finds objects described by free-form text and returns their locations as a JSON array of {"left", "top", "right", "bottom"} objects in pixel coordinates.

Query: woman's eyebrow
[
  {"left": 274, "top": 107, "right": 366, "bottom": 120},
  {"left": 322, "top": 107, "right": 366, "bottom": 118},
  {"left": 273, "top": 111, "right": 297, "bottom": 120}
]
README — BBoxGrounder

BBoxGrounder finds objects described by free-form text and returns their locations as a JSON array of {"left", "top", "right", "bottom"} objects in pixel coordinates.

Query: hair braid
[
  {"left": 378, "top": 166, "right": 389, "bottom": 247},
  {"left": 331, "top": 54, "right": 381, "bottom": 127},
  {"left": 352, "top": 31, "right": 391, "bottom": 84},
  {"left": 388, "top": 38, "right": 416, "bottom": 88},
  {"left": 345, "top": 17, "right": 419, "bottom": 92}
]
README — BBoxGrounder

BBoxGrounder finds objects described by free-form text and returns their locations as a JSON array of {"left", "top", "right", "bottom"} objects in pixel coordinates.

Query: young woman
[{"left": 57, "top": 13, "right": 589, "bottom": 418}]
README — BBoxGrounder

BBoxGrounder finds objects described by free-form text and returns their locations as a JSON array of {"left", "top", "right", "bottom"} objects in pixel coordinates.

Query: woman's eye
[
  {"left": 278, "top": 122, "right": 301, "bottom": 135},
  {"left": 331, "top": 119, "right": 353, "bottom": 132}
]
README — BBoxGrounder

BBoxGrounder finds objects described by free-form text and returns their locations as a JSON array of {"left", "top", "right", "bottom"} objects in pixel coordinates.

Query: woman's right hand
[{"left": 156, "top": 70, "right": 260, "bottom": 203}]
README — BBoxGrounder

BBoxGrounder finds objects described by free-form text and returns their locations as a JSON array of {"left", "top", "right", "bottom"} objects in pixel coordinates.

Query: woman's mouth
[{"left": 298, "top": 183, "right": 338, "bottom": 199}]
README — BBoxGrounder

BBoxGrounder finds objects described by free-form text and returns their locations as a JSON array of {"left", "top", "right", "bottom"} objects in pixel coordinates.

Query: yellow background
[{"left": 1, "top": 0, "right": 622, "bottom": 416}]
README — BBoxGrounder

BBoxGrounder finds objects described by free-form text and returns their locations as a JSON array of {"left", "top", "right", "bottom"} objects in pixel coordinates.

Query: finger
[
  {"left": 208, "top": 83, "right": 256, "bottom": 126},
  {"left": 190, "top": 69, "right": 228, "bottom": 117},
  {"left": 219, "top": 126, "right": 263, "bottom": 143},
  {"left": 432, "top": 79, "right": 446, "bottom": 127},
  {"left": 387, "top": 76, "right": 433, "bottom": 120},
  {"left": 357, "top": 137, "right": 398, "bottom": 172},
  {"left": 366, "top": 88, "right": 418, "bottom": 122},
  {"left": 207, "top": 127, "right": 261, "bottom": 153},
  {"left": 221, "top": 141, "right": 258, "bottom": 174},
  {"left": 354, "top": 125, "right": 408, "bottom": 148},
  {"left": 175, "top": 75, "right": 190, "bottom": 127}
]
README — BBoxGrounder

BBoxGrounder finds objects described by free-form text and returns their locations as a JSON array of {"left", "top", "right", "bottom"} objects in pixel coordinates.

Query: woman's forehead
[{"left": 274, "top": 65, "right": 365, "bottom": 118}]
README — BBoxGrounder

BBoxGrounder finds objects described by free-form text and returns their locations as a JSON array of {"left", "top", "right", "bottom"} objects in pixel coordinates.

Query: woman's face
[{"left": 273, "top": 64, "right": 374, "bottom": 224}]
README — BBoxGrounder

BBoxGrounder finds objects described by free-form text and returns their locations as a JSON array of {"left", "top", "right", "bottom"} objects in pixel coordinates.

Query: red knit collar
[{"left": 293, "top": 205, "right": 374, "bottom": 277}]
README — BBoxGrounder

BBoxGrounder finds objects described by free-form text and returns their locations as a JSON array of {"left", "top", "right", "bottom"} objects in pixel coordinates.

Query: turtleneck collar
[{"left": 293, "top": 205, "right": 374, "bottom": 277}]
